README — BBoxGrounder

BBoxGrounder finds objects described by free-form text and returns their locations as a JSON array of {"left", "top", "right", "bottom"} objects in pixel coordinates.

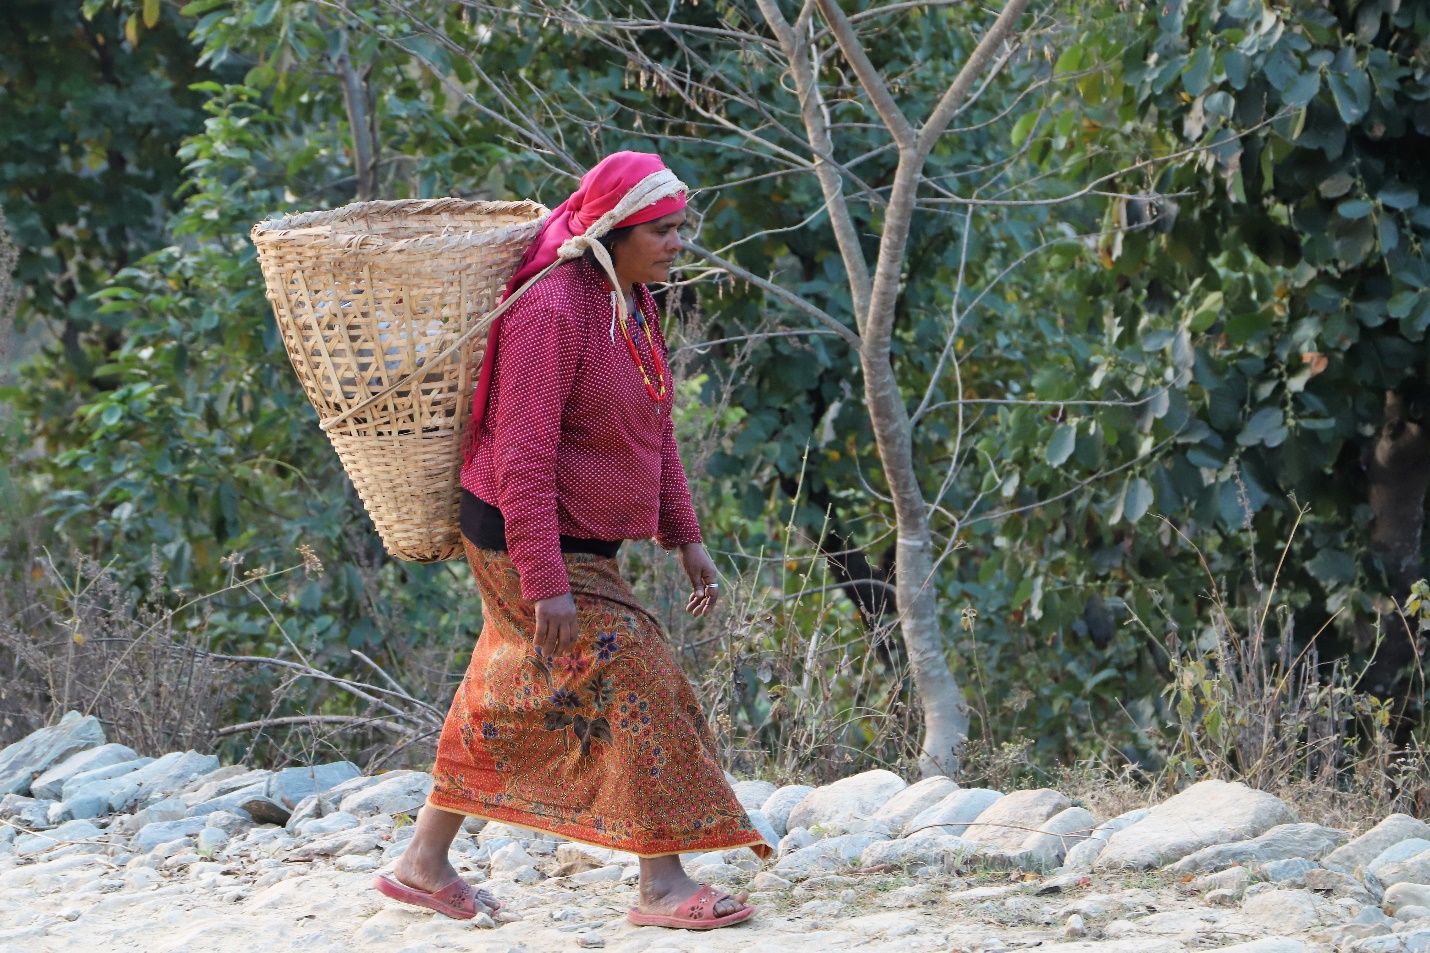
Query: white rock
[
  {"left": 861, "top": 834, "right": 977, "bottom": 869},
  {"left": 128, "top": 751, "right": 222, "bottom": 809},
  {"left": 774, "top": 832, "right": 880, "bottom": 876},
  {"left": 1370, "top": 838, "right": 1430, "bottom": 874},
  {"left": 196, "top": 827, "right": 229, "bottom": 855},
  {"left": 1065, "top": 912, "right": 1086, "bottom": 937},
  {"left": 1195, "top": 865, "right": 1252, "bottom": 894},
  {"left": 132, "top": 817, "right": 208, "bottom": 853},
  {"left": 1387, "top": 883, "right": 1430, "bottom": 911},
  {"left": 778, "top": 827, "right": 815, "bottom": 857},
  {"left": 1095, "top": 779, "right": 1297, "bottom": 871},
  {"left": 1169, "top": 822, "right": 1348, "bottom": 874},
  {"left": 61, "top": 756, "right": 155, "bottom": 802},
  {"left": 489, "top": 841, "right": 538, "bottom": 878},
  {"left": 205, "top": 810, "right": 253, "bottom": 837},
  {"left": 1329, "top": 815, "right": 1430, "bottom": 869},
  {"left": 690, "top": 862, "right": 744, "bottom": 884},
  {"left": 962, "top": 789, "right": 1070, "bottom": 850},
  {"left": 0, "top": 712, "right": 107, "bottom": 797},
  {"left": 786, "top": 770, "right": 907, "bottom": 834},
  {"left": 569, "top": 864, "right": 623, "bottom": 884},
  {"left": 880, "top": 776, "right": 960, "bottom": 834},
  {"left": 575, "top": 932, "right": 605, "bottom": 949},
  {"left": 336, "top": 854, "right": 380, "bottom": 872},
  {"left": 745, "top": 808, "right": 779, "bottom": 849},
  {"left": 29, "top": 744, "right": 138, "bottom": 801},
  {"left": 1020, "top": 806, "right": 1097, "bottom": 870},
  {"left": 297, "top": 811, "right": 359, "bottom": 837},
  {"left": 761, "top": 784, "right": 815, "bottom": 838},
  {"left": 340, "top": 771, "right": 432, "bottom": 816},
  {"left": 12, "top": 819, "right": 103, "bottom": 857},
  {"left": 1241, "top": 888, "right": 1322, "bottom": 932},
  {"left": 1213, "top": 942, "right": 1306, "bottom": 953},
  {"left": 1378, "top": 852, "right": 1430, "bottom": 888},
  {"left": 731, "top": 780, "right": 776, "bottom": 812},
  {"left": 905, "top": 788, "right": 1004, "bottom": 840},
  {"left": 750, "top": 871, "right": 791, "bottom": 890},
  {"left": 1062, "top": 808, "right": 1149, "bottom": 870}
]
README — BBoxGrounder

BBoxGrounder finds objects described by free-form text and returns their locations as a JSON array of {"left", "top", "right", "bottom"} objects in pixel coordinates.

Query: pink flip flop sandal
[
  {"left": 627, "top": 884, "right": 755, "bottom": 930},
  {"left": 373, "top": 872, "right": 503, "bottom": 920}
]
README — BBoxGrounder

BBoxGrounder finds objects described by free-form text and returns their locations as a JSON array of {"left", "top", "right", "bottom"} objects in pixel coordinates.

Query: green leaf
[
  {"left": 1237, "top": 407, "right": 1288, "bottom": 447},
  {"left": 1188, "top": 291, "right": 1224, "bottom": 333},
  {"left": 101, "top": 405, "right": 123, "bottom": 426},
  {"left": 1327, "top": 69, "right": 1371, "bottom": 123},
  {"left": 1307, "top": 549, "right": 1356, "bottom": 587},
  {"left": 1183, "top": 46, "right": 1213, "bottom": 97},
  {"left": 143, "top": 0, "right": 160, "bottom": 27},
  {"left": 1283, "top": 71, "right": 1321, "bottom": 109},
  {"left": 1046, "top": 424, "right": 1077, "bottom": 467},
  {"left": 1318, "top": 172, "right": 1356, "bottom": 199},
  {"left": 1204, "top": 91, "right": 1235, "bottom": 118},
  {"left": 1378, "top": 186, "right": 1419, "bottom": 209},
  {"left": 1223, "top": 50, "right": 1249, "bottom": 89},
  {"left": 1054, "top": 46, "right": 1083, "bottom": 76},
  {"left": 1011, "top": 112, "right": 1039, "bottom": 148},
  {"left": 1224, "top": 310, "right": 1272, "bottom": 344},
  {"left": 1337, "top": 198, "right": 1373, "bottom": 219},
  {"left": 1124, "top": 477, "right": 1154, "bottom": 524},
  {"left": 1388, "top": 290, "right": 1421, "bottom": 319}
]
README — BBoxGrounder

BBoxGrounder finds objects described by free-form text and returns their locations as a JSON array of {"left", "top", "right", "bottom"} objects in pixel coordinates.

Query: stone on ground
[
  {"left": 731, "top": 779, "right": 776, "bottom": 812},
  {"left": 1241, "top": 887, "right": 1323, "bottom": 933},
  {"left": 761, "top": 784, "right": 814, "bottom": 839},
  {"left": 1095, "top": 779, "right": 1297, "bottom": 870},
  {"left": 29, "top": 743, "right": 138, "bottom": 801},
  {"left": 880, "top": 776, "right": 959, "bottom": 834},
  {"left": 132, "top": 816, "right": 208, "bottom": 853},
  {"left": 1062, "top": 807, "right": 1149, "bottom": 870},
  {"left": 12, "top": 818, "right": 103, "bottom": 857},
  {"left": 61, "top": 756, "right": 154, "bottom": 802},
  {"left": 0, "top": 712, "right": 106, "bottom": 797},
  {"left": 745, "top": 808, "right": 779, "bottom": 848},
  {"left": 773, "top": 832, "right": 881, "bottom": 877},
  {"left": 339, "top": 770, "right": 432, "bottom": 816},
  {"left": 1020, "top": 805, "right": 1097, "bottom": 870},
  {"left": 787, "top": 770, "right": 907, "bottom": 835},
  {"left": 862, "top": 833, "right": 976, "bottom": 869},
  {"left": 126, "top": 751, "right": 221, "bottom": 810},
  {"left": 961, "top": 788, "right": 1070, "bottom": 851},
  {"left": 1372, "top": 843, "right": 1430, "bottom": 888},
  {"left": 1169, "top": 822, "right": 1348, "bottom": 874},
  {"left": 904, "top": 788, "right": 1003, "bottom": 840},
  {"left": 1327, "top": 814, "right": 1430, "bottom": 869}
]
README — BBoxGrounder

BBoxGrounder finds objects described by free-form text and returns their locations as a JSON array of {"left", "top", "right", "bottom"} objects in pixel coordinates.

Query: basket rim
[{"left": 251, "top": 198, "right": 550, "bottom": 252}]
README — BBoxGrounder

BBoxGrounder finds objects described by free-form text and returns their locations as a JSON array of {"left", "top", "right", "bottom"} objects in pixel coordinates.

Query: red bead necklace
[{"left": 618, "top": 295, "right": 669, "bottom": 403}]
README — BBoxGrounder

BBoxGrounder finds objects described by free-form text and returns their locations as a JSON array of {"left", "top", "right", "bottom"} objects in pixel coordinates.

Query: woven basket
[{"left": 251, "top": 198, "right": 549, "bottom": 563}]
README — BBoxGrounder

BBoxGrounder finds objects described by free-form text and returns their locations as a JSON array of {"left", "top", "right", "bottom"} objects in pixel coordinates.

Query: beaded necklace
[{"left": 610, "top": 290, "right": 669, "bottom": 403}]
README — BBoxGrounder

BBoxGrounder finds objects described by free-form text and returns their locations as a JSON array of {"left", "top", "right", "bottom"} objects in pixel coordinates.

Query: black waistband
[{"left": 460, "top": 490, "right": 622, "bottom": 559}]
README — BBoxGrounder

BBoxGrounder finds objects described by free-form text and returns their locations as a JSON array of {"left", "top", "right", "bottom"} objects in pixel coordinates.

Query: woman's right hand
[{"left": 534, "top": 592, "right": 579, "bottom": 658}]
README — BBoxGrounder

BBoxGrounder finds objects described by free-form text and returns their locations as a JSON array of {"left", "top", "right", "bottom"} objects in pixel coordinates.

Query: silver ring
[{"left": 706, "top": 583, "right": 719, "bottom": 589}]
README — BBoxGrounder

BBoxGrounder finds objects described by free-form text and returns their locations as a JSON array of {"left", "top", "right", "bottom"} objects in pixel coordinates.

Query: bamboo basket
[{"left": 251, "top": 198, "right": 549, "bottom": 563}]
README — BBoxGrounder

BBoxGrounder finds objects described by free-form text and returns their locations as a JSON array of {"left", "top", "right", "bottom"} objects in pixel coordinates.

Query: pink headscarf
[{"left": 464, "top": 152, "right": 687, "bottom": 455}]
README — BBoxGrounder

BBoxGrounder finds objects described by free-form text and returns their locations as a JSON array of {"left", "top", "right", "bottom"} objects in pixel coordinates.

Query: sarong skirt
[{"left": 427, "top": 540, "right": 771, "bottom": 858}]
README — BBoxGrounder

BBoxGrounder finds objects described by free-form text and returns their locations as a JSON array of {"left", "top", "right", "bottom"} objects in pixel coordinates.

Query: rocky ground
[{"left": 3, "top": 714, "right": 1430, "bottom": 953}]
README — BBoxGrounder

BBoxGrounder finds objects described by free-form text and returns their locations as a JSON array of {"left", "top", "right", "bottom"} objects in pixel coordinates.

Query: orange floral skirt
[{"left": 427, "top": 540, "right": 771, "bottom": 859}]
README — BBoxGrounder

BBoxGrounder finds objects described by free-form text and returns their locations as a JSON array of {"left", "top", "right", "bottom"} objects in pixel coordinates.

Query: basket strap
[{"left": 316, "top": 234, "right": 630, "bottom": 435}]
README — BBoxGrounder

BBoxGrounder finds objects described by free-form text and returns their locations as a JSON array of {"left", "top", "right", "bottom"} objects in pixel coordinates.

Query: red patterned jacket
[{"left": 460, "top": 255, "right": 702, "bottom": 601}]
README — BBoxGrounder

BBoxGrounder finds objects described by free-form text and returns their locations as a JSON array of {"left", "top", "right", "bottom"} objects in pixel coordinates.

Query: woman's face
[{"left": 611, "top": 210, "right": 687, "bottom": 286}]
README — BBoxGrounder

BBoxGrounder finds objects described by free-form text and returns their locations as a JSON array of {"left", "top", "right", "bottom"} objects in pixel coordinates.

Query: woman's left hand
[{"left": 678, "top": 542, "right": 720, "bottom": 617}]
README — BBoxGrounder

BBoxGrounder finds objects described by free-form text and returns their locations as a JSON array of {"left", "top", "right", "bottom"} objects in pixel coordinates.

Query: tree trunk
[
  {"left": 1363, "top": 387, "right": 1430, "bottom": 699},
  {"left": 335, "top": 48, "right": 379, "bottom": 202}
]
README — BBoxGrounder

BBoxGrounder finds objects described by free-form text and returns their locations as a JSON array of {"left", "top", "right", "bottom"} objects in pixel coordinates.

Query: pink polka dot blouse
[{"left": 460, "top": 255, "right": 703, "bottom": 601}]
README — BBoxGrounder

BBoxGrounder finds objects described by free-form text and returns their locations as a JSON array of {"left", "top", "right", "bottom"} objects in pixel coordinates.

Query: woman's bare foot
[
  {"left": 637, "top": 855, "right": 748, "bottom": 917},
  {"left": 392, "top": 806, "right": 500, "bottom": 914}
]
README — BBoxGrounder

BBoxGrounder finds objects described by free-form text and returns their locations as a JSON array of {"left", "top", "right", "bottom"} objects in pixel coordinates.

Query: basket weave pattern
[{"left": 251, "top": 198, "right": 548, "bottom": 562}]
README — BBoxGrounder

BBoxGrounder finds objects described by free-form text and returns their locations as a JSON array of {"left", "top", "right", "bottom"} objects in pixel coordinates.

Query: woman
[{"left": 374, "top": 152, "right": 770, "bottom": 931}]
